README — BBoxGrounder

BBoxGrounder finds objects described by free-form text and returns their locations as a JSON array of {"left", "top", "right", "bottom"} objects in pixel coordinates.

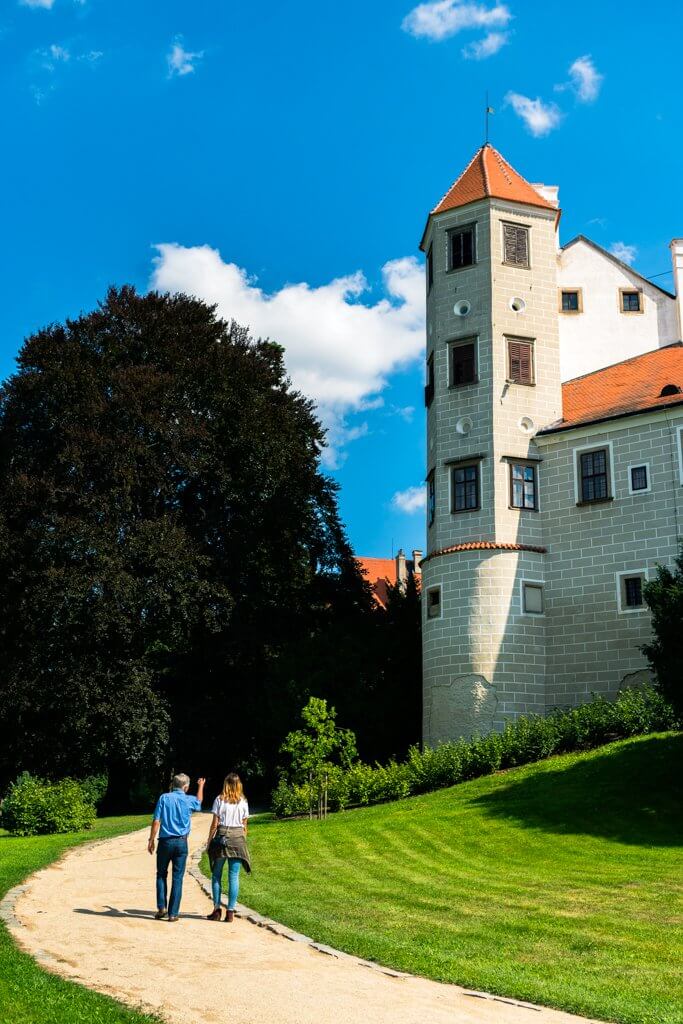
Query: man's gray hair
[{"left": 172, "top": 773, "right": 190, "bottom": 791}]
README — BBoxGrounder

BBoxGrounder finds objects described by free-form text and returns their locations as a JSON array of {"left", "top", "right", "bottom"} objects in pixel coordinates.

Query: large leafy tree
[
  {"left": 0, "top": 286, "right": 372, "bottom": 796},
  {"left": 642, "top": 552, "right": 683, "bottom": 719}
]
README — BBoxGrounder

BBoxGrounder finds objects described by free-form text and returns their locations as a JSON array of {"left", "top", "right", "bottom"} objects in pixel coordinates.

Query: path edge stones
[{"left": 188, "top": 848, "right": 546, "bottom": 1012}]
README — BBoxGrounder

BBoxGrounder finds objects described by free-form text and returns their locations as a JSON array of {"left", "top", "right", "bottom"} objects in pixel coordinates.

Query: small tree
[
  {"left": 641, "top": 551, "right": 683, "bottom": 719},
  {"left": 279, "top": 697, "right": 358, "bottom": 819}
]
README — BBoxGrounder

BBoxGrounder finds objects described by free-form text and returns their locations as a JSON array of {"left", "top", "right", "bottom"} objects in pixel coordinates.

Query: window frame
[
  {"left": 426, "top": 584, "right": 442, "bottom": 620},
  {"left": 506, "top": 336, "right": 535, "bottom": 386},
  {"left": 427, "top": 469, "right": 436, "bottom": 527},
  {"left": 427, "top": 244, "right": 434, "bottom": 294},
  {"left": 573, "top": 441, "right": 615, "bottom": 506},
  {"left": 520, "top": 579, "right": 545, "bottom": 617},
  {"left": 509, "top": 461, "right": 539, "bottom": 511},
  {"left": 425, "top": 352, "right": 435, "bottom": 408},
  {"left": 449, "top": 460, "right": 481, "bottom": 514},
  {"left": 677, "top": 425, "right": 683, "bottom": 485},
  {"left": 559, "top": 287, "right": 583, "bottom": 314},
  {"left": 619, "top": 288, "right": 644, "bottom": 314},
  {"left": 447, "top": 223, "right": 476, "bottom": 272},
  {"left": 615, "top": 569, "right": 648, "bottom": 614},
  {"left": 502, "top": 221, "right": 531, "bottom": 269},
  {"left": 627, "top": 462, "right": 651, "bottom": 496},
  {"left": 448, "top": 336, "right": 478, "bottom": 388}
]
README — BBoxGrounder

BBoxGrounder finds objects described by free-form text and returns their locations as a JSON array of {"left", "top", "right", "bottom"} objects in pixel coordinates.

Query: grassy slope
[
  {"left": 234, "top": 734, "right": 683, "bottom": 1024},
  {"left": 0, "top": 815, "right": 160, "bottom": 1024}
]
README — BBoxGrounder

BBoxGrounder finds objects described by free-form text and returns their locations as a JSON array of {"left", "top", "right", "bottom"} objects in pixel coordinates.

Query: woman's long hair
[{"left": 220, "top": 773, "right": 244, "bottom": 804}]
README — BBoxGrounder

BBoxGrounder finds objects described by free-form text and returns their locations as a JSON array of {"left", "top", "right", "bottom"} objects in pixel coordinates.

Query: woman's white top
[{"left": 212, "top": 796, "right": 249, "bottom": 827}]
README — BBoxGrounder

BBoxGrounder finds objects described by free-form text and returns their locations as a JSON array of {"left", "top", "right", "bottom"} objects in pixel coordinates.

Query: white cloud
[
  {"left": 609, "top": 242, "right": 637, "bottom": 266},
  {"left": 150, "top": 245, "right": 425, "bottom": 467},
  {"left": 462, "top": 30, "right": 508, "bottom": 59},
  {"left": 167, "top": 39, "right": 204, "bottom": 77},
  {"left": 505, "top": 92, "right": 562, "bottom": 137},
  {"left": 568, "top": 55, "right": 603, "bottom": 102},
  {"left": 402, "top": 0, "right": 511, "bottom": 41},
  {"left": 20, "top": 0, "right": 56, "bottom": 7},
  {"left": 49, "top": 43, "right": 69, "bottom": 61},
  {"left": 392, "top": 486, "right": 426, "bottom": 514}
]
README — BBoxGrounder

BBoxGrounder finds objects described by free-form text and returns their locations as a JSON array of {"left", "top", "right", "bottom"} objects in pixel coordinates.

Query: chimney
[
  {"left": 395, "top": 548, "right": 407, "bottom": 588},
  {"left": 670, "top": 239, "right": 683, "bottom": 341},
  {"left": 412, "top": 549, "right": 423, "bottom": 575}
]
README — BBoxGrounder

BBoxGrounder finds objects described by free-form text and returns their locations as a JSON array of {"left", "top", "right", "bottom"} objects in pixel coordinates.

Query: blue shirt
[{"left": 153, "top": 789, "right": 202, "bottom": 838}]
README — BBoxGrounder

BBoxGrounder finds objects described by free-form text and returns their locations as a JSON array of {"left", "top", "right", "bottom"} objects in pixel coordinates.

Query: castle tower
[{"left": 421, "top": 145, "right": 562, "bottom": 744}]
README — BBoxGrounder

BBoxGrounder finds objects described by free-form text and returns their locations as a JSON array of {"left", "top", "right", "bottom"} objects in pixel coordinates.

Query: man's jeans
[{"left": 156, "top": 836, "right": 188, "bottom": 917}]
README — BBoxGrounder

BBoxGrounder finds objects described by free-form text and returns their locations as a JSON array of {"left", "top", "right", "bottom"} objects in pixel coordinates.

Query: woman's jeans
[
  {"left": 212, "top": 856, "right": 241, "bottom": 910},
  {"left": 156, "top": 836, "right": 188, "bottom": 918}
]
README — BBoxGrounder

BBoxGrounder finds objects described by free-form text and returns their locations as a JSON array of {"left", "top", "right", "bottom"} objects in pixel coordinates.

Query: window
[
  {"left": 425, "top": 353, "right": 435, "bottom": 407},
  {"left": 620, "top": 289, "right": 643, "bottom": 313},
  {"left": 449, "top": 226, "right": 475, "bottom": 270},
  {"left": 510, "top": 462, "right": 537, "bottom": 510},
  {"left": 450, "top": 339, "right": 477, "bottom": 387},
  {"left": 426, "top": 586, "right": 441, "bottom": 619},
  {"left": 451, "top": 463, "right": 480, "bottom": 512},
  {"left": 427, "top": 470, "right": 435, "bottom": 527},
  {"left": 427, "top": 244, "right": 433, "bottom": 293},
  {"left": 616, "top": 570, "right": 648, "bottom": 613},
  {"left": 521, "top": 581, "right": 544, "bottom": 615},
  {"left": 507, "top": 338, "right": 534, "bottom": 385},
  {"left": 503, "top": 223, "right": 529, "bottom": 267},
  {"left": 579, "top": 447, "right": 610, "bottom": 503},
  {"left": 560, "top": 288, "right": 582, "bottom": 313},
  {"left": 628, "top": 464, "right": 650, "bottom": 494}
]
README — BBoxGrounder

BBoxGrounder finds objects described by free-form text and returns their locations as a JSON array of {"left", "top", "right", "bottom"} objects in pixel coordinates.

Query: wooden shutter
[
  {"left": 503, "top": 224, "right": 529, "bottom": 266},
  {"left": 508, "top": 340, "right": 533, "bottom": 384}
]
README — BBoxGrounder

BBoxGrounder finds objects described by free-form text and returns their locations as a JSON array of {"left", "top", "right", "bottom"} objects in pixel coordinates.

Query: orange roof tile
[
  {"left": 432, "top": 145, "right": 557, "bottom": 217},
  {"left": 424, "top": 542, "right": 547, "bottom": 564},
  {"left": 356, "top": 557, "right": 397, "bottom": 608},
  {"left": 544, "top": 343, "right": 683, "bottom": 434}
]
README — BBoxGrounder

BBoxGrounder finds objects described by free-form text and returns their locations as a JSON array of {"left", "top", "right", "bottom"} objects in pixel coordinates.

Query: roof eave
[{"left": 538, "top": 395, "right": 683, "bottom": 436}]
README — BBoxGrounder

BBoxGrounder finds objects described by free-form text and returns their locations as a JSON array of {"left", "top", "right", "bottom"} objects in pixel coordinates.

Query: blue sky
[{"left": 1, "top": 0, "right": 681, "bottom": 557}]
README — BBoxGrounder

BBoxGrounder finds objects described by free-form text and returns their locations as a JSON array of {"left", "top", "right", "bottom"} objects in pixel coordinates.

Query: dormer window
[
  {"left": 448, "top": 225, "right": 475, "bottom": 271},
  {"left": 660, "top": 384, "right": 681, "bottom": 397},
  {"left": 620, "top": 288, "right": 643, "bottom": 313},
  {"left": 503, "top": 223, "right": 529, "bottom": 268}
]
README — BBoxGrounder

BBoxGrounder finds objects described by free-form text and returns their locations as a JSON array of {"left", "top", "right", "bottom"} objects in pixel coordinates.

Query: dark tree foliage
[
  {"left": 642, "top": 552, "right": 683, "bottom": 719},
  {"left": 0, "top": 286, "right": 378, "bottom": 800},
  {"left": 267, "top": 574, "right": 422, "bottom": 765}
]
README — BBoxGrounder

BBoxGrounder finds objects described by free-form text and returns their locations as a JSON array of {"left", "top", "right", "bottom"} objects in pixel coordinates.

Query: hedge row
[
  {"left": 271, "top": 687, "right": 678, "bottom": 817},
  {"left": 0, "top": 772, "right": 107, "bottom": 836}
]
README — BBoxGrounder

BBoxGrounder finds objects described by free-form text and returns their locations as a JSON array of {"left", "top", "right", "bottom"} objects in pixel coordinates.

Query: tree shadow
[{"left": 470, "top": 734, "right": 683, "bottom": 846}]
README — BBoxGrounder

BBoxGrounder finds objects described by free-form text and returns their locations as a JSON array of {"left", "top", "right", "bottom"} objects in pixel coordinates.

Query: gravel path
[{"left": 7, "top": 816, "right": 599, "bottom": 1024}]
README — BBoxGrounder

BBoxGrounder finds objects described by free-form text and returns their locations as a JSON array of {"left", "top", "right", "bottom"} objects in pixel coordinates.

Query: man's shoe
[
  {"left": 206, "top": 907, "right": 222, "bottom": 921},
  {"left": 167, "top": 915, "right": 179, "bottom": 922},
  {"left": 225, "top": 909, "right": 234, "bottom": 923},
  {"left": 155, "top": 909, "right": 167, "bottom": 920}
]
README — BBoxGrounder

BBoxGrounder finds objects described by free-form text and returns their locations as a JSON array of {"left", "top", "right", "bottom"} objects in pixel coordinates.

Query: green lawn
[
  {"left": 229, "top": 733, "right": 683, "bottom": 1024},
  {"left": 0, "top": 815, "right": 160, "bottom": 1024}
]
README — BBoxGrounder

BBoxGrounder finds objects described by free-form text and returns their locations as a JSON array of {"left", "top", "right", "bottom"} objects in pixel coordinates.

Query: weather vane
[{"left": 485, "top": 92, "right": 495, "bottom": 145}]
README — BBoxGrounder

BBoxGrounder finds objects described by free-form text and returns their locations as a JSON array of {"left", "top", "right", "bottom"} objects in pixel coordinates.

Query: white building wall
[{"left": 557, "top": 239, "right": 679, "bottom": 381}]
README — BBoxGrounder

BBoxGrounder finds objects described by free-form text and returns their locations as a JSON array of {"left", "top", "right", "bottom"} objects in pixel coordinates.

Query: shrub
[
  {"left": 271, "top": 687, "right": 678, "bottom": 817},
  {"left": 0, "top": 772, "right": 99, "bottom": 836},
  {"left": 641, "top": 551, "right": 683, "bottom": 718}
]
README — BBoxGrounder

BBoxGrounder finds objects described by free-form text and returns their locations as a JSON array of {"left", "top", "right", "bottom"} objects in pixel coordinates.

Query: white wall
[{"left": 557, "top": 239, "right": 679, "bottom": 381}]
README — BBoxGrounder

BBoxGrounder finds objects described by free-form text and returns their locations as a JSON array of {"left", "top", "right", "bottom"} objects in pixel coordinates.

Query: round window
[
  {"left": 453, "top": 300, "right": 471, "bottom": 317},
  {"left": 456, "top": 416, "right": 473, "bottom": 435},
  {"left": 510, "top": 296, "right": 526, "bottom": 313}
]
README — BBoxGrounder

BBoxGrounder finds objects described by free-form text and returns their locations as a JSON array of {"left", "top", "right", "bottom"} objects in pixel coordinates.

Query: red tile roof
[
  {"left": 424, "top": 542, "right": 547, "bottom": 564},
  {"left": 356, "top": 557, "right": 398, "bottom": 608},
  {"left": 433, "top": 145, "right": 557, "bottom": 217},
  {"left": 420, "top": 145, "right": 558, "bottom": 250},
  {"left": 544, "top": 343, "right": 683, "bottom": 434}
]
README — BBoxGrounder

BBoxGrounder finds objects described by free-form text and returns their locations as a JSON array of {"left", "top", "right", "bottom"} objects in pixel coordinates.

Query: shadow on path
[
  {"left": 470, "top": 734, "right": 683, "bottom": 846},
  {"left": 74, "top": 907, "right": 209, "bottom": 921}
]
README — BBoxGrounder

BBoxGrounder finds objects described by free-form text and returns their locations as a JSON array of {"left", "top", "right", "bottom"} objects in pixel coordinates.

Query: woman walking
[{"left": 206, "top": 773, "right": 251, "bottom": 922}]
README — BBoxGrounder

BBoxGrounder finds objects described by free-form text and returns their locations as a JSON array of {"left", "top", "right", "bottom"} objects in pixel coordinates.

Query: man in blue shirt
[{"left": 148, "top": 773, "right": 205, "bottom": 921}]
